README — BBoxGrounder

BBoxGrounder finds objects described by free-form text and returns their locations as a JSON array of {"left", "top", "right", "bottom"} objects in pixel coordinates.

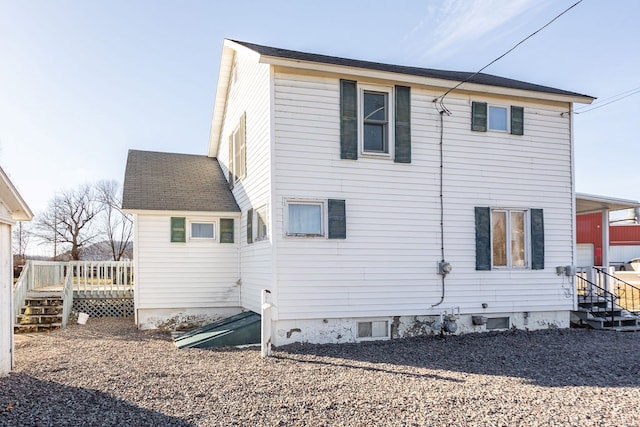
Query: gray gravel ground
[{"left": 2, "top": 318, "right": 640, "bottom": 426}]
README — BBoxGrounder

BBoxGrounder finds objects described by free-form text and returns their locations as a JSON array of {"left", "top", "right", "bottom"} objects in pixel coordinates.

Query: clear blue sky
[{"left": 1, "top": 0, "right": 639, "bottom": 214}]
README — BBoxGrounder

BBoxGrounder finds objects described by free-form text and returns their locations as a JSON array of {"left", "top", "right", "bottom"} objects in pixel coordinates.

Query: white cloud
[{"left": 415, "top": 0, "right": 542, "bottom": 62}]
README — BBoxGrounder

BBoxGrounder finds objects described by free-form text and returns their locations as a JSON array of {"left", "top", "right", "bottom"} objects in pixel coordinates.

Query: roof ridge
[{"left": 228, "top": 39, "right": 592, "bottom": 99}]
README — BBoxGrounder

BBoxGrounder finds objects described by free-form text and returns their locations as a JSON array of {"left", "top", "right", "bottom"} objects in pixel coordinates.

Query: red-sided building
[{"left": 577, "top": 212, "right": 640, "bottom": 266}]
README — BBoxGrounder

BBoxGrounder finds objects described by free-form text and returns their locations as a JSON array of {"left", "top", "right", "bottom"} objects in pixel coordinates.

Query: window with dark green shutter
[
  {"left": 340, "top": 81, "right": 412, "bottom": 162},
  {"left": 394, "top": 85, "right": 411, "bottom": 163},
  {"left": 473, "top": 102, "right": 524, "bottom": 135},
  {"left": 246, "top": 209, "right": 253, "bottom": 244},
  {"left": 510, "top": 106, "right": 524, "bottom": 135},
  {"left": 471, "top": 102, "right": 487, "bottom": 132},
  {"left": 170, "top": 217, "right": 186, "bottom": 243},
  {"left": 340, "top": 79, "right": 358, "bottom": 160},
  {"left": 220, "top": 218, "right": 234, "bottom": 243},
  {"left": 328, "top": 199, "right": 346, "bottom": 239},
  {"left": 476, "top": 207, "right": 543, "bottom": 269}
]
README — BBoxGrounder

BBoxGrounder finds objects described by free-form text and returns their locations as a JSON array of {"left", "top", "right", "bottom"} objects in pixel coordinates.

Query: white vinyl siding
[
  {"left": 272, "top": 70, "right": 574, "bottom": 320},
  {"left": 0, "top": 222, "right": 12, "bottom": 375},
  {"left": 135, "top": 215, "right": 239, "bottom": 309},
  {"left": 216, "top": 51, "right": 272, "bottom": 313}
]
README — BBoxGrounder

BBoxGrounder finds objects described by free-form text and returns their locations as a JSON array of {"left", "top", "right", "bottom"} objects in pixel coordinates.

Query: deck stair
[
  {"left": 14, "top": 291, "right": 64, "bottom": 333},
  {"left": 173, "top": 311, "right": 261, "bottom": 349},
  {"left": 573, "top": 271, "right": 640, "bottom": 332}
]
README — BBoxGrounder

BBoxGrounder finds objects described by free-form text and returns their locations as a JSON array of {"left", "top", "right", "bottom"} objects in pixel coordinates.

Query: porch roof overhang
[
  {"left": 576, "top": 193, "right": 640, "bottom": 215},
  {"left": 0, "top": 165, "right": 33, "bottom": 222}
]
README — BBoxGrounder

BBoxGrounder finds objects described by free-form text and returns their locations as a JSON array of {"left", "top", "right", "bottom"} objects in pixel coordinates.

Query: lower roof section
[{"left": 122, "top": 150, "right": 240, "bottom": 213}]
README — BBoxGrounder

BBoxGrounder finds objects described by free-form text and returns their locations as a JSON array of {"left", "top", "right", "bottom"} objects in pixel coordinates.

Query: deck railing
[
  {"left": 68, "top": 261, "right": 134, "bottom": 298},
  {"left": 12, "top": 262, "right": 33, "bottom": 329},
  {"left": 13, "top": 260, "right": 134, "bottom": 328}
]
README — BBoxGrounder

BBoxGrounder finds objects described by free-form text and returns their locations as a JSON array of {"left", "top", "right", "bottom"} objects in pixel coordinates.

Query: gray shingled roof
[
  {"left": 122, "top": 150, "right": 239, "bottom": 213},
  {"left": 232, "top": 40, "right": 591, "bottom": 99}
]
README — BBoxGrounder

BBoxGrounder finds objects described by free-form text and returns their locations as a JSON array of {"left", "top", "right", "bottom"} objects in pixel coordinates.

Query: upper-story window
[
  {"left": 340, "top": 80, "right": 411, "bottom": 163},
  {"left": 472, "top": 102, "right": 524, "bottom": 135},
  {"left": 361, "top": 87, "right": 392, "bottom": 155},
  {"left": 488, "top": 106, "right": 508, "bottom": 131},
  {"left": 228, "top": 113, "right": 246, "bottom": 188}
]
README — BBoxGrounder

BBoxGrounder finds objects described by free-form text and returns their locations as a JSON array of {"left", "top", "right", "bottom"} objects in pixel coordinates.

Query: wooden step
[
  {"left": 14, "top": 323, "right": 62, "bottom": 333},
  {"left": 17, "top": 314, "right": 63, "bottom": 325}
]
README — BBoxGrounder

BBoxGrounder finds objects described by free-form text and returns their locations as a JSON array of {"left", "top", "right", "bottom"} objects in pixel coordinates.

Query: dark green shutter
[
  {"left": 394, "top": 85, "right": 411, "bottom": 163},
  {"left": 475, "top": 207, "right": 491, "bottom": 270},
  {"left": 530, "top": 209, "right": 544, "bottom": 270},
  {"left": 220, "top": 218, "right": 234, "bottom": 243},
  {"left": 328, "top": 199, "right": 346, "bottom": 239},
  {"left": 170, "top": 217, "right": 186, "bottom": 243},
  {"left": 246, "top": 209, "right": 253, "bottom": 244},
  {"left": 471, "top": 102, "right": 487, "bottom": 132},
  {"left": 340, "top": 79, "right": 358, "bottom": 160},
  {"left": 511, "top": 106, "right": 524, "bottom": 135}
]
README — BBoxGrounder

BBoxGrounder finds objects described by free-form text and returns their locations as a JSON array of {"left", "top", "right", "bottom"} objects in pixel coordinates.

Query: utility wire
[
  {"left": 434, "top": 0, "right": 584, "bottom": 112},
  {"left": 573, "top": 86, "right": 640, "bottom": 114}
]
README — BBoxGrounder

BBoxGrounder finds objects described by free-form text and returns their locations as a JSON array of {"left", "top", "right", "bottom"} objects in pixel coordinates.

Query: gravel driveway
[{"left": 2, "top": 318, "right": 640, "bottom": 426}]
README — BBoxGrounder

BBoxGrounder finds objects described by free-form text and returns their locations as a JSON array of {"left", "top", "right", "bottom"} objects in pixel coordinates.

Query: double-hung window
[
  {"left": 491, "top": 210, "right": 527, "bottom": 268},
  {"left": 340, "top": 80, "right": 411, "bottom": 163},
  {"left": 362, "top": 88, "right": 391, "bottom": 154},
  {"left": 228, "top": 113, "right": 246, "bottom": 187},
  {"left": 475, "top": 207, "right": 544, "bottom": 270}
]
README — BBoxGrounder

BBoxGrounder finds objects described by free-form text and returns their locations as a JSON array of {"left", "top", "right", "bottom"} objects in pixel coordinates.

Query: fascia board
[
  {"left": 124, "top": 209, "right": 241, "bottom": 218},
  {"left": 261, "top": 56, "right": 594, "bottom": 105},
  {"left": 0, "top": 167, "right": 33, "bottom": 221}
]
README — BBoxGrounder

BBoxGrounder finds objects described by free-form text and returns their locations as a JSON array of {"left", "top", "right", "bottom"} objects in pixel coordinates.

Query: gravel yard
[{"left": 2, "top": 318, "right": 640, "bottom": 426}]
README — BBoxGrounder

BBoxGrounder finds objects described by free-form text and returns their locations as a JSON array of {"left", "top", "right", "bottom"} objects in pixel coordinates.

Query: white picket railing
[
  {"left": 13, "top": 260, "right": 134, "bottom": 328},
  {"left": 68, "top": 261, "right": 134, "bottom": 298}
]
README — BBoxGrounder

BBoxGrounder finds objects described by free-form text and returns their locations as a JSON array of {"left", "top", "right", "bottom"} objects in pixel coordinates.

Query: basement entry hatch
[{"left": 173, "top": 311, "right": 261, "bottom": 349}]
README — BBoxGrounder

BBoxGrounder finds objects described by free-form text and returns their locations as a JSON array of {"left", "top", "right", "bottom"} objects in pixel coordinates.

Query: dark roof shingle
[
  {"left": 231, "top": 40, "right": 591, "bottom": 99},
  {"left": 122, "top": 150, "right": 239, "bottom": 213}
]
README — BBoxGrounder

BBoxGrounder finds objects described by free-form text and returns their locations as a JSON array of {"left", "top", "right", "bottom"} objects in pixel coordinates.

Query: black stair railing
[
  {"left": 575, "top": 273, "right": 617, "bottom": 326},
  {"left": 593, "top": 267, "right": 640, "bottom": 315}
]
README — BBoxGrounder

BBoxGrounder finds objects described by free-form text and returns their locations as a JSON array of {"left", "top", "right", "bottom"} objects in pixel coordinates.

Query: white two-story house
[{"left": 123, "top": 39, "right": 594, "bottom": 345}]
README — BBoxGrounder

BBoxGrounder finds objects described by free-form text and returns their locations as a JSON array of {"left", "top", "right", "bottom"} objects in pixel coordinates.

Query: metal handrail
[
  {"left": 593, "top": 267, "right": 640, "bottom": 314},
  {"left": 576, "top": 273, "right": 617, "bottom": 326}
]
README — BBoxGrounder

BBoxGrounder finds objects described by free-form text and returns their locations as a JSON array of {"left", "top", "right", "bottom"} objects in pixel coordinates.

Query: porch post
[{"left": 602, "top": 208, "right": 611, "bottom": 293}]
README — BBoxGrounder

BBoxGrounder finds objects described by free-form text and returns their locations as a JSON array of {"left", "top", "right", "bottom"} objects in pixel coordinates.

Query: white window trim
[
  {"left": 189, "top": 220, "right": 216, "bottom": 240},
  {"left": 358, "top": 84, "right": 394, "bottom": 159},
  {"left": 284, "top": 199, "right": 326, "bottom": 238},
  {"left": 229, "top": 115, "right": 246, "bottom": 184},
  {"left": 488, "top": 105, "right": 509, "bottom": 133},
  {"left": 491, "top": 208, "right": 529, "bottom": 269},
  {"left": 254, "top": 205, "right": 269, "bottom": 242}
]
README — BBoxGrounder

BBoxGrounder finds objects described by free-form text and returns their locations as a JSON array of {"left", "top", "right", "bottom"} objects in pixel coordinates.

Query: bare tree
[
  {"left": 35, "top": 185, "right": 101, "bottom": 260},
  {"left": 12, "top": 221, "right": 31, "bottom": 264},
  {"left": 96, "top": 180, "right": 133, "bottom": 261}
]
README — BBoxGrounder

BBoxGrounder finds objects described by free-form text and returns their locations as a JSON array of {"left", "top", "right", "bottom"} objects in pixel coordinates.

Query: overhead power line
[
  {"left": 434, "top": 0, "right": 584, "bottom": 114},
  {"left": 573, "top": 85, "right": 640, "bottom": 114}
]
